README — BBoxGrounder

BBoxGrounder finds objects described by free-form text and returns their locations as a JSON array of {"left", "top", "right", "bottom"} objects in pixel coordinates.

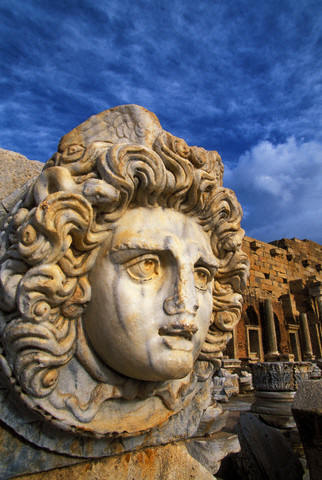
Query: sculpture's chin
[{"left": 106, "top": 350, "right": 195, "bottom": 383}]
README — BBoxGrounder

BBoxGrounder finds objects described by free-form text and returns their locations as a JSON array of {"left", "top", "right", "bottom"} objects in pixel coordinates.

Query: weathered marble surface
[
  {"left": 0, "top": 361, "right": 219, "bottom": 458},
  {"left": 14, "top": 442, "right": 215, "bottom": 480},
  {"left": 0, "top": 403, "right": 237, "bottom": 479},
  {"left": 0, "top": 105, "right": 249, "bottom": 477},
  {"left": 0, "top": 420, "right": 86, "bottom": 480}
]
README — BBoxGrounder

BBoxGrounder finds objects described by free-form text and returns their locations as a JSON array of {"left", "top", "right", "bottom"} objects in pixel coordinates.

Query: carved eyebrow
[
  {"left": 191, "top": 245, "right": 219, "bottom": 271},
  {"left": 195, "top": 254, "right": 219, "bottom": 271},
  {"left": 110, "top": 241, "right": 219, "bottom": 270},
  {"left": 110, "top": 241, "right": 164, "bottom": 253},
  {"left": 109, "top": 243, "right": 164, "bottom": 265}
]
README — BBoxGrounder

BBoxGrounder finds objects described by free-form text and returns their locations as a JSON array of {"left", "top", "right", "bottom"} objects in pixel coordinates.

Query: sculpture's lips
[
  {"left": 161, "top": 335, "right": 194, "bottom": 352},
  {"left": 159, "top": 324, "right": 198, "bottom": 340},
  {"left": 159, "top": 324, "right": 197, "bottom": 351}
]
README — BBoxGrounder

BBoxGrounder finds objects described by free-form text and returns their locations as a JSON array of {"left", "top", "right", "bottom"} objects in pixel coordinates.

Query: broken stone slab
[
  {"left": 0, "top": 149, "right": 43, "bottom": 226},
  {"left": 0, "top": 415, "right": 234, "bottom": 480},
  {"left": 221, "top": 358, "right": 241, "bottom": 372},
  {"left": 11, "top": 442, "right": 215, "bottom": 480},
  {"left": 310, "top": 363, "right": 322, "bottom": 379},
  {"left": 0, "top": 372, "right": 237, "bottom": 479},
  {"left": 186, "top": 430, "right": 240, "bottom": 475},
  {"left": 218, "top": 412, "right": 303, "bottom": 480},
  {"left": 0, "top": 420, "right": 86, "bottom": 480},
  {"left": 0, "top": 149, "right": 43, "bottom": 227},
  {"left": 212, "top": 368, "right": 240, "bottom": 403},
  {"left": 0, "top": 148, "right": 43, "bottom": 201},
  {"left": 292, "top": 379, "right": 322, "bottom": 480},
  {"left": 0, "top": 363, "right": 212, "bottom": 459},
  {"left": 239, "top": 370, "right": 253, "bottom": 393}
]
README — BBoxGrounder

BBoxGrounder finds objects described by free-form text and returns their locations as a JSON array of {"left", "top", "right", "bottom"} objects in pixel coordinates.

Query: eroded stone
[{"left": 13, "top": 443, "right": 215, "bottom": 480}]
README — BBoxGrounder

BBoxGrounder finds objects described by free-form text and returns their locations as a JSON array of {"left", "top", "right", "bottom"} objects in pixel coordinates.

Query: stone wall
[
  {"left": 0, "top": 148, "right": 43, "bottom": 198},
  {"left": 227, "top": 236, "right": 322, "bottom": 363},
  {"left": 244, "top": 236, "right": 321, "bottom": 300},
  {"left": 0, "top": 148, "right": 43, "bottom": 226}
]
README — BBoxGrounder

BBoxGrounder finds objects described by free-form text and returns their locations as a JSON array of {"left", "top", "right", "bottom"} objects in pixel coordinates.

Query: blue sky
[{"left": 1, "top": 0, "right": 321, "bottom": 243}]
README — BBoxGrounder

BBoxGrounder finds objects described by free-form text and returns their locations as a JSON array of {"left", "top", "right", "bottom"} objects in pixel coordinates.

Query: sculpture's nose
[{"left": 163, "top": 265, "right": 199, "bottom": 316}]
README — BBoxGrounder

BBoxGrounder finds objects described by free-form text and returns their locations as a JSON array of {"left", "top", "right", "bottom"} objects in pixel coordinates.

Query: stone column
[
  {"left": 318, "top": 298, "right": 322, "bottom": 324},
  {"left": 314, "top": 293, "right": 322, "bottom": 324},
  {"left": 309, "top": 282, "right": 322, "bottom": 323},
  {"left": 308, "top": 282, "right": 322, "bottom": 358},
  {"left": 264, "top": 298, "right": 279, "bottom": 360},
  {"left": 300, "top": 313, "right": 314, "bottom": 360}
]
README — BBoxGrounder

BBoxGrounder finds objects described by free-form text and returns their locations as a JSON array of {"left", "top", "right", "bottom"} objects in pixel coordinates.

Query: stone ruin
[
  {"left": 230, "top": 236, "right": 322, "bottom": 364},
  {"left": 0, "top": 105, "right": 249, "bottom": 479}
]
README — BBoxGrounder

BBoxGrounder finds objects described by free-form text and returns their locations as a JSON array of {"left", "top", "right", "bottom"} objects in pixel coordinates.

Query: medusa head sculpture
[{"left": 0, "top": 105, "right": 248, "bottom": 444}]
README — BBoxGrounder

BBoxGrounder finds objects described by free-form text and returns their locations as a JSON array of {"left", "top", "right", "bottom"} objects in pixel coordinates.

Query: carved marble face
[{"left": 83, "top": 207, "right": 217, "bottom": 381}]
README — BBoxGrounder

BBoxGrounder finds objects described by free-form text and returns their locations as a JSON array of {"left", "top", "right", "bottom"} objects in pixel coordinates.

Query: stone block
[
  {"left": 0, "top": 148, "right": 43, "bottom": 201},
  {"left": 218, "top": 412, "right": 303, "bottom": 480},
  {"left": 13, "top": 442, "right": 215, "bottom": 480},
  {"left": 292, "top": 379, "right": 322, "bottom": 480}
]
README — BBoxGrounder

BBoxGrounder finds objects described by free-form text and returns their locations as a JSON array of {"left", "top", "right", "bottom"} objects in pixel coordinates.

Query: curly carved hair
[{"left": 0, "top": 106, "right": 249, "bottom": 399}]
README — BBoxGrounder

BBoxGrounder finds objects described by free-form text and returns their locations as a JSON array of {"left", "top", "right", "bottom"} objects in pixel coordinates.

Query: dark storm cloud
[{"left": 0, "top": 0, "right": 321, "bottom": 242}]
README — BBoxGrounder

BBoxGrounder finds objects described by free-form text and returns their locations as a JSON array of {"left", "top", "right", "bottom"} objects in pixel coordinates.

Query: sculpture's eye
[
  {"left": 125, "top": 254, "right": 160, "bottom": 281},
  {"left": 194, "top": 266, "right": 212, "bottom": 291},
  {"left": 67, "top": 144, "right": 84, "bottom": 155}
]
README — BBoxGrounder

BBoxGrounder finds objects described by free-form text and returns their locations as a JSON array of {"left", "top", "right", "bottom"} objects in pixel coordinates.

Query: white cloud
[{"left": 225, "top": 137, "right": 322, "bottom": 243}]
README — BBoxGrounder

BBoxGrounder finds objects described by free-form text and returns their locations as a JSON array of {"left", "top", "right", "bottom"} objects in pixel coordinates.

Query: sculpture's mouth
[
  {"left": 159, "top": 324, "right": 198, "bottom": 341},
  {"left": 161, "top": 335, "right": 194, "bottom": 352}
]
